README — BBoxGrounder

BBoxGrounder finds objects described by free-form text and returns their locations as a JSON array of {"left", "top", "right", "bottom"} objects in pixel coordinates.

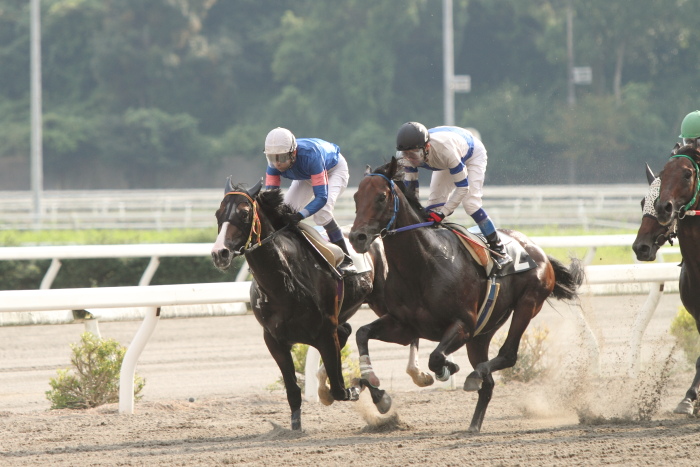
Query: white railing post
[
  {"left": 627, "top": 282, "right": 665, "bottom": 377},
  {"left": 119, "top": 306, "right": 161, "bottom": 414}
]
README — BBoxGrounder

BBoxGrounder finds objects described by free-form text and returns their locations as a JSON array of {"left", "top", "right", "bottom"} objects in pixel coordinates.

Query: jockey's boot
[
  {"left": 486, "top": 231, "right": 512, "bottom": 269},
  {"left": 331, "top": 238, "right": 357, "bottom": 277}
]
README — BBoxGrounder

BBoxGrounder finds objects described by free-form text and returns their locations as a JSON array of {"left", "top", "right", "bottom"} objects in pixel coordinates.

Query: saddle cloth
[{"left": 442, "top": 222, "right": 537, "bottom": 277}]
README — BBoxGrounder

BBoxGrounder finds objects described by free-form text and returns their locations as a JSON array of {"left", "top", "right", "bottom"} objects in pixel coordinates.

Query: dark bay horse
[
  {"left": 348, "top": 158, "right": 584, "bottom": 433},
  {"left": 210, "top": 178, "right": 429, "bottom": 429},
  {"left": 653, "top": 144, "right": 700, "bottom": 415},
  {"left": 632, "top": 163, "right": 677, "bottom": 262}
]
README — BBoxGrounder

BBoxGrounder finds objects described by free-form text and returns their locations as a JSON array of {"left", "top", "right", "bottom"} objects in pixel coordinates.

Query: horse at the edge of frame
[
  {"left": 210, "top": 177, "right": 435, "bottom": 430},
  {"left": 645, "top": 143, "right": 700, "bottom": 415},
  {"left": 347, "top": 157, "right": 585, "bottom": 433}
]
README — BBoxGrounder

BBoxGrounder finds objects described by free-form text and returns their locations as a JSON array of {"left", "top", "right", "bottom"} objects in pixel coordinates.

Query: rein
[
  {"left": 366, "top": 173, "right": 435, "bottom": 237},
  {"left": 670, "top": 155, "right": 700, "bottom": 218},
  {"left": 225, "top": 191, "right": 262, "bottom": 250}
]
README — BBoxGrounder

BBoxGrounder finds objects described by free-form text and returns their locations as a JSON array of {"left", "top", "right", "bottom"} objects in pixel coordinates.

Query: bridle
[
  {"left": 365, "top": 173, "right": 433, "bottom": 238},
  {"left": 669, "top": 154, "right": 700, "bottom": 219},
  {"left": 222, "top": 191, "right": 262, "bottom": 252}
]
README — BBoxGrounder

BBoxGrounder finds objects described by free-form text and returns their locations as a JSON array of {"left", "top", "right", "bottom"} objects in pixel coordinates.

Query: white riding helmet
[{"left": 264, "top": 127, "right": 297, "bottom": 155}]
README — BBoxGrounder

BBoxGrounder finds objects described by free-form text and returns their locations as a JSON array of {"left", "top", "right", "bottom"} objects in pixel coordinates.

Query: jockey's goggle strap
[
  {"left": 670, "top": 154, "right": 700, "bottom": 215},
  {"left": 224, "top": 191, "right": 262, "bottom": 249}
]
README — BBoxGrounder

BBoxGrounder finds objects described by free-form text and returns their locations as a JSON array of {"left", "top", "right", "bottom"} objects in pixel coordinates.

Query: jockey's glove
[
  {"left": 426, "top": 210, "right": 445, "bottom": 224},
  {"left": 286, "top": 212, "right": 304, "bottom": 225}
]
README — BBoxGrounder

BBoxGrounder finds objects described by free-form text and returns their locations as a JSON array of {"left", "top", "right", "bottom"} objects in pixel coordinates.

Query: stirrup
[
  {"left": 492, "top": 252, "right": 512, "bottom": 269},
  {"left": 337, "top": 257, "right": 357, "bottom": 277}
]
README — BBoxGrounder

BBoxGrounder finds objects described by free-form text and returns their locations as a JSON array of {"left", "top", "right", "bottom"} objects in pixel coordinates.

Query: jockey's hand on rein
[
  {"left": 286, "top": 212, "right": 304, "bottom": 225},
  {"left": 426, "top": 210, "right": 445, "bottom": 224}
]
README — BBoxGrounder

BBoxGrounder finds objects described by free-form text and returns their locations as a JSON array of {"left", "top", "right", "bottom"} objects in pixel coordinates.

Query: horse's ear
[
  {"left": 645, "top": 163, "right": 656, "bottom": 185},
  {"left": 388, "top": 156, "right": 398, "bottom": 178},
  {"left": 224, "top": 176, "right": 234, "bottom": 193},
  {"left": 248, "top": 178, "right": 263, "bottom": 197},
  {"left": 672, "top": 142, "right": 681, "bottom": 154},
  {"left": 364, "top": 165, "right": 372, "bottom": 176}
]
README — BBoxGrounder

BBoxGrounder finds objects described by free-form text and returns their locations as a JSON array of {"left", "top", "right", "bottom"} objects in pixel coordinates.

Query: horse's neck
[{"left": 678, "top": 218, "right": 700, "bottom": 269}]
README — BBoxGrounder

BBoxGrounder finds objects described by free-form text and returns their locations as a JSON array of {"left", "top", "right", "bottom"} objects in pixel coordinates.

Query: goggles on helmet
[
  {"left": 266, "top": 152, "right": 294, "bottom": 166},
  {"left": 397, "top": 148, "right": 425, "bottom": 166}
]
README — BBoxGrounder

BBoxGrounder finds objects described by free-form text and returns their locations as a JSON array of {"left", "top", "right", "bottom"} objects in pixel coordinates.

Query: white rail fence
[
  {"left": 0, "top": 184, "right": 648, "bottom": 230},
  {"left": 0, "top": 237, "right": 681, "bottom": 412}
]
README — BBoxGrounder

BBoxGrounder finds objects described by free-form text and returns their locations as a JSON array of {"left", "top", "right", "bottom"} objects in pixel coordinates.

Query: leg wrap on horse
[{"left": 359, "top": 355, "right": 381, "bottom": 387}]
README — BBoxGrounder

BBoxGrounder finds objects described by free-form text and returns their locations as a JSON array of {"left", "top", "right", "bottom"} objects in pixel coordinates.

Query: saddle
[
  {"left": 298, "top": 223, "right": 344, "bottom": 268},
  {"left": 442, "top": 222, "right": 537, "bottom": 278},
  {"left": 297, "top": 224, "right": 372, "bottom": 278}
]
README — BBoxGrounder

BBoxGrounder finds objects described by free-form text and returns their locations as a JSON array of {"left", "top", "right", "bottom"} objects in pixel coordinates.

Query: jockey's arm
[
  {"left": 440, "top": 160, "right": 470, "bottom": 216},
  {"left": 299, "top": 167, "right": 329, "bottom": 219}
]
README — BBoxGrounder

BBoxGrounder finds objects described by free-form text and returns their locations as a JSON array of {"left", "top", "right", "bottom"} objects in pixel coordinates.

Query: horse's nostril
[
  {"left": 664, "top": 202, "right": 673, "bottom": 214},
  {"left": 357, "top": 233, "right": 367, "bottom": 242}
]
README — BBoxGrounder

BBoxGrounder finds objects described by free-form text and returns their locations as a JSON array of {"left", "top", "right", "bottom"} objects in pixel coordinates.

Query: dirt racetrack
[{"left": 1, "top": 293, "right": 700, "bottom": 466}]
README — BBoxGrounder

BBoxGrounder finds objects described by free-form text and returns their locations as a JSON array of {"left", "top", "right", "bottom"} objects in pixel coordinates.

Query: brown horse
[
  {"left": 348, "top": 158, "right": 584, "bottom": 433},
  {"left": 210, "top": 178, "right": 431, "bottom": 430},
  {"left": 653, "top": 144, "right": 700, "bottom": 415}
]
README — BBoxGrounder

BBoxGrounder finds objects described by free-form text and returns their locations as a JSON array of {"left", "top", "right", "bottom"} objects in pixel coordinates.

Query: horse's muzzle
[
  {"left": 349, "top": 229, "right": 373, "bottom": 253},
  {"left": 211, "top": 248, "right": 233, "bottom": 271}
]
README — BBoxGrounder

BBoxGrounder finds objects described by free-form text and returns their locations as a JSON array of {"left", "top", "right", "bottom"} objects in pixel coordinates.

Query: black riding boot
[
  {"left": 331, "top": 238, "right": 357, "bottom": 277},
  {"left": 486, "top": 231, "right": 512, "bottom": 269}
]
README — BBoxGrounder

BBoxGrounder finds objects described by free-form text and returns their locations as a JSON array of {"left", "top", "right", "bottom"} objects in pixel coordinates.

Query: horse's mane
[
  {"left": 372, "top": 159, "right": 426, "bottom": 218},
  {"left": 672, "top": 144, "right": 700, "bottom": 162},
  {"left": 256, "top": 189, "right": 296, "bottom": 230}
]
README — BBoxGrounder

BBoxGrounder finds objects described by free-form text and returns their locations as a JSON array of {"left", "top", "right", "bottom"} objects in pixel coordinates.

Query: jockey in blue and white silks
[
  {"left": 396, "top": 122, "right": 512, "bottom": 269},
  {"left": 263, "top": 127, "right": 356, "bottom": 276}
]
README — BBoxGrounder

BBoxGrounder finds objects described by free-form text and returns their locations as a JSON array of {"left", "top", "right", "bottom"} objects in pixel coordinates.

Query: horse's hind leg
[
  {"left": 674, "top": 354, "right": 700, "bottom": 415},
  {"left": 263, "top": 331, "right": 303, "bottom": 430},
  {"left": 465, "top": 298, "right": 542, "bottom": 392},
  {"left": 406, "top": 339, "right": 434, "bottom": 387},
  {"left": 464, "top": 333, "right": 495, "bottom": 433}
]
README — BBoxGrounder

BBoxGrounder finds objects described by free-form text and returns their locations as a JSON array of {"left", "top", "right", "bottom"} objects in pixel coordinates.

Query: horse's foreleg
[
  {"left": 263, "top": 331, "right": 302, "bottom": 430},
  {"left": 406, "top": 339, "right": 434, "bottom": 387},
  {"left": 464, "top": 334, "right": 495, "bottom": 433},
  {"left": 356, "top": 316, "right": 416, "bottom": 414},
  {"left": 316, "top": 330, "right": 359, "bottom": 403},
  {"left": 428, "top": 320, "right": 468, "bottom": 382},
  {"left": 674, "top": 354, "right": 700, "bottom": 415}
]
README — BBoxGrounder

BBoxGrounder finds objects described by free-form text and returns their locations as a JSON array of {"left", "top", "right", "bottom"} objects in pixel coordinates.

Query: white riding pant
[
  {"left": 284, "top": 154, "right": 349, "bottom": 227},
  {"left": 427, "top": 148, "right": 487, "bottom": 216}
]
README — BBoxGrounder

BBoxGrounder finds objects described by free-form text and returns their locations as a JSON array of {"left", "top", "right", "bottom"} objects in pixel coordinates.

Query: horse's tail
[{"left": 548, "top": 255, "right": 584, "bottom": 302}]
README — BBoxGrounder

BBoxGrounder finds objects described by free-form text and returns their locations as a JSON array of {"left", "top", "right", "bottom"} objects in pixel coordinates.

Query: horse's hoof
[
  {"left": 318, "top": 390, "right": 334, "bottom": 406},
  {"left": 467, "top": 424, "right": 480, "bottom": 433},
  {"left": 408, "top": 371, "right": 434, "bottom": 387},
  {"left": 291, "top": 409, "right": 301, "bottom": 430},
  {"left": 674, "top": 398, "right": 694, "bottom": 415},
  {"left": 375, "top": 391, "right": 392, "bottom": 414},
  {"left": 463, "top": 374, "right": 482, "bottom": 392}
]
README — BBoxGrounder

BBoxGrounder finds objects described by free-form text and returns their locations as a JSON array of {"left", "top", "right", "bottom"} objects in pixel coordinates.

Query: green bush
[
  {"left": 670, "top": 307, "right": 700, "bottom": 366},
  {"left": 494, "top": 325, "right": 550, "bottom": 383},
  {"left": 46, "top": 333, "right": 145, "bottom": 409}
]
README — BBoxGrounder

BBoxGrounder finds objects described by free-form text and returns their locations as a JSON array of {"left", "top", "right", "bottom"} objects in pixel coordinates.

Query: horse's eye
[
  {"left": 378, "top": 193, "right": 387, "bottom": 203},
  {"left": 684, "top": 169, "right": 693, "bottom": 180}
]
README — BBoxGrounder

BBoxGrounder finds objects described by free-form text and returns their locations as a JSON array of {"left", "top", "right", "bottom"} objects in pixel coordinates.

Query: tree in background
[{"left": 1, "top": 0, "right": 699, "bottom": 188}]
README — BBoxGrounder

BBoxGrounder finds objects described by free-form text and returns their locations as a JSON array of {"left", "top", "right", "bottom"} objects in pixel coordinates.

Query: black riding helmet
[{"left": 396, "top": 122, "right": 430, "bottom": 151}]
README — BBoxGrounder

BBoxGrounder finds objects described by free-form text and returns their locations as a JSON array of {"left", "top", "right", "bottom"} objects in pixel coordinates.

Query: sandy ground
[{"left": 1, "top": 292, "right": 699, "bottom": 466}]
